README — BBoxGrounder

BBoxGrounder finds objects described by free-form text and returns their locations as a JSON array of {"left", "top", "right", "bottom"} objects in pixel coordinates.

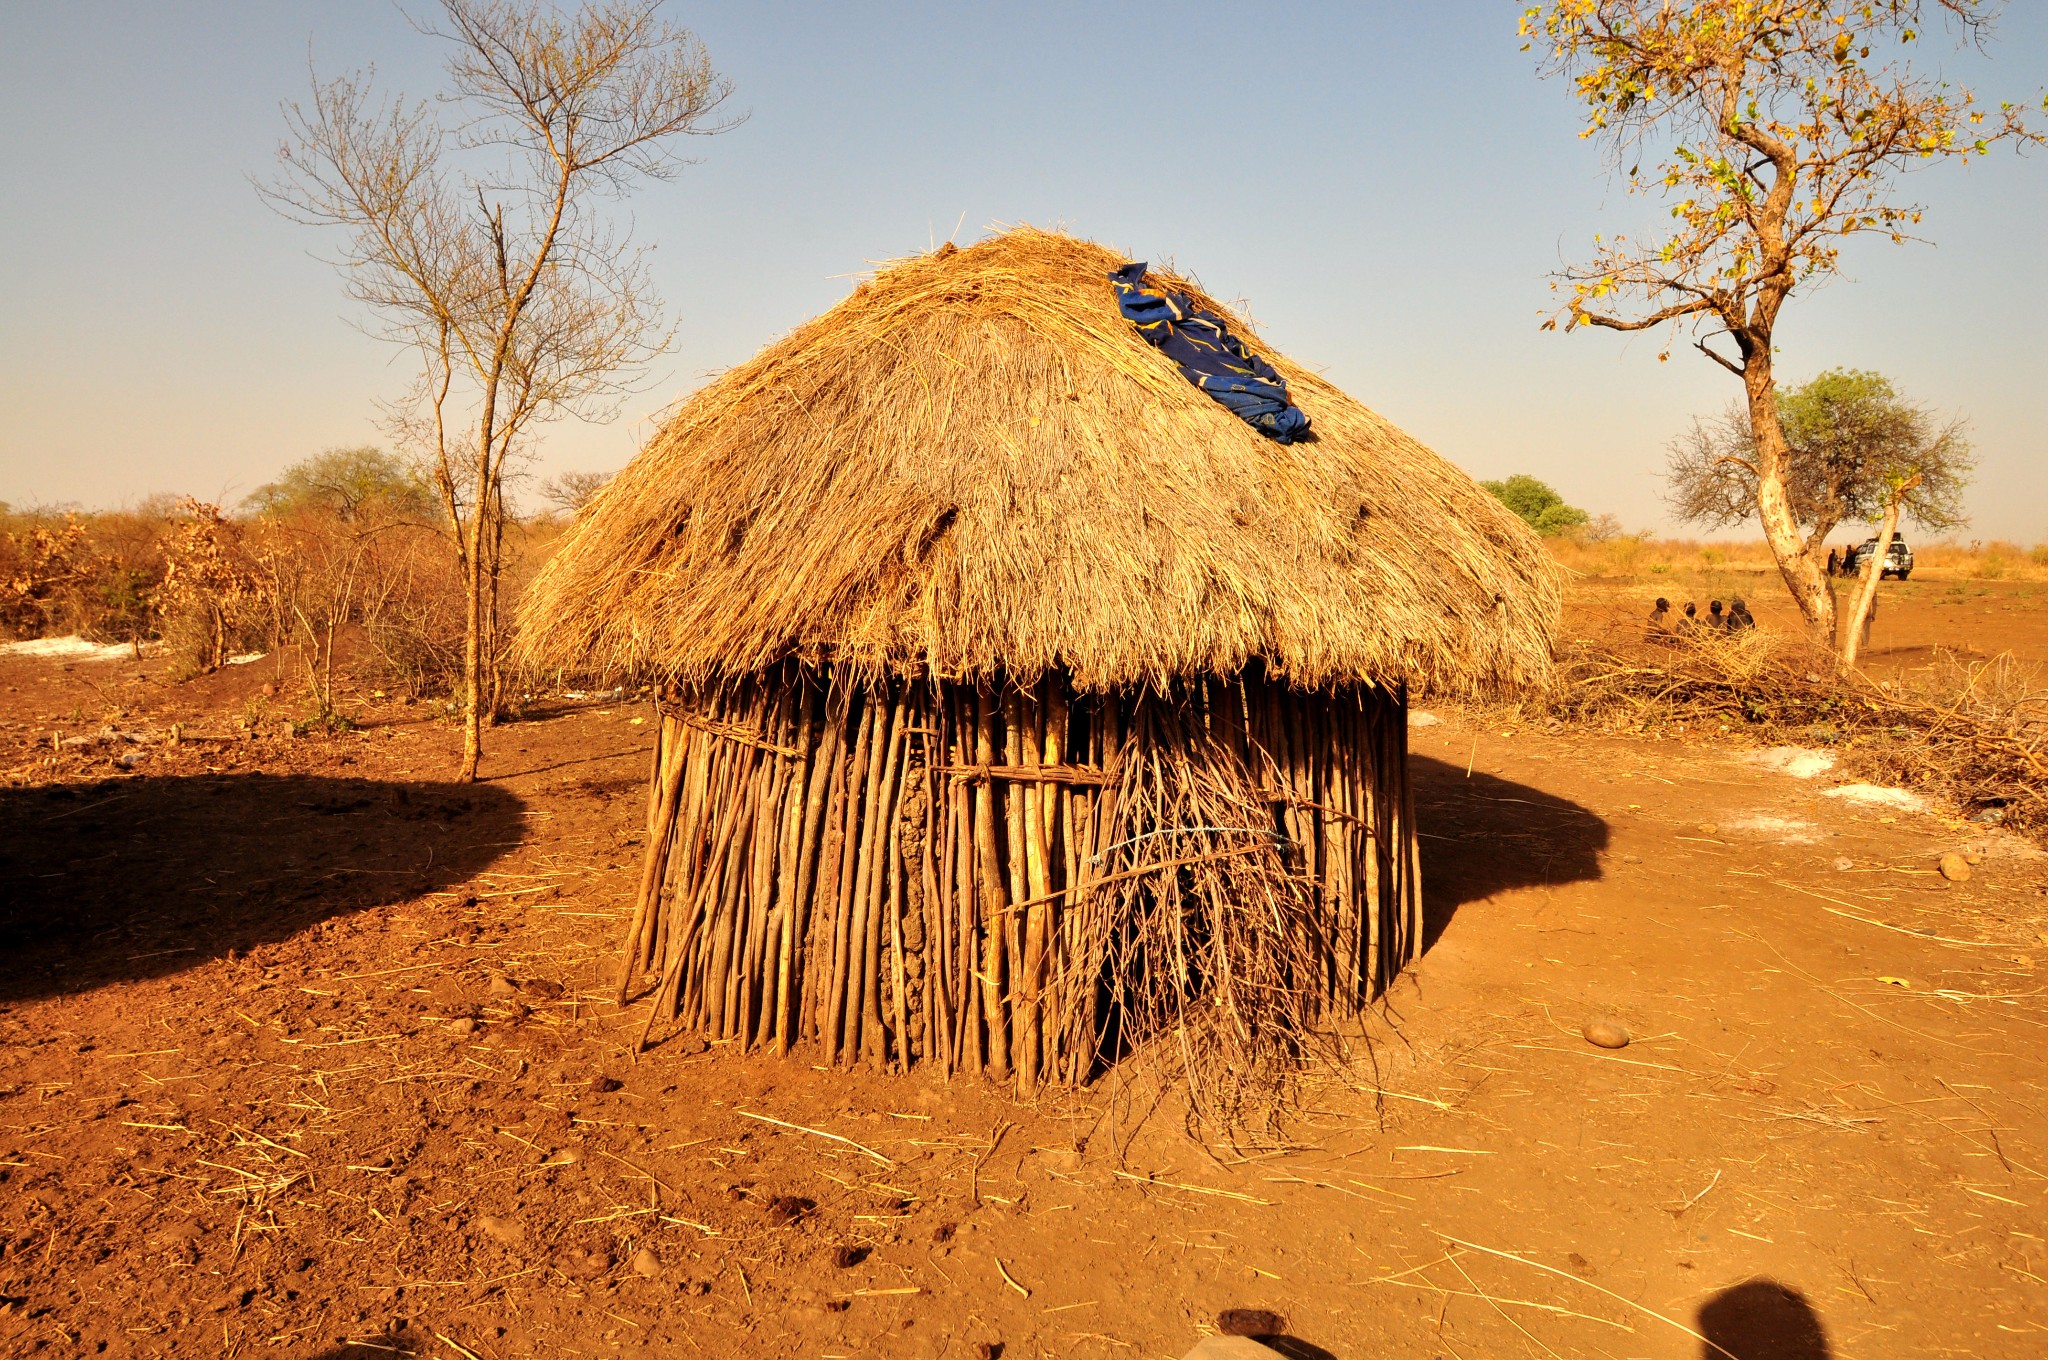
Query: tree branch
[
  {"left": 1571, "top": 296, "right": 1716, "bottom": 333},
  {"left": 1695, "top": 336, "right": 1745, "bottom": 376}
]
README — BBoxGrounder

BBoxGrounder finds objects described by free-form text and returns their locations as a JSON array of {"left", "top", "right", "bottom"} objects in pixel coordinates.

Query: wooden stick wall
[{"left": 619, "top": 663, "right": 1421, "bottom": 1084}]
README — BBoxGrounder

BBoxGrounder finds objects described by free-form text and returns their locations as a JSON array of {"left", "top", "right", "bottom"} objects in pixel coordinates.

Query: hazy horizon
[{"left": 4, "top": 3, "right": 2043, "bottom": 541}]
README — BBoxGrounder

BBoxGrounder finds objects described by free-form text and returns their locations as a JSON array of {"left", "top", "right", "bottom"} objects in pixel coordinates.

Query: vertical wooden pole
[
  {"left": 1017, "top": 680, "right": 1052, "bottom": 1087},
  {"left": 617, "top": 710, "right": 689, "bottom": 1004},
  {"left": 861, "top": 686, "right": 908, "bottom": 1070},
  {"left": 952, "top": 699, "right": 981, "bottom": 1073},
  {"left": 822, "top": 691, "right": 873, "bottom": 1058},
  {"left": 974, "top": 688, "right": 1010, "bottom": 1079},
  {"left": 796, "top": 682, "right": 851, "bottom": 1046},
  {"left": 772, "top": 676, "right": 818, "bottom": 1051}
]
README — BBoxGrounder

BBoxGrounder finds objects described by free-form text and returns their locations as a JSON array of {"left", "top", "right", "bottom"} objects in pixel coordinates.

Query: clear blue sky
[{"left": 3, "top": 2, "right": 2043, "bottom": 540}]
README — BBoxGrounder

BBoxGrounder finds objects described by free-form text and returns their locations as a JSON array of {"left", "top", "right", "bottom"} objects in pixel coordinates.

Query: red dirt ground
[
  {"left": 2, "top": 646, "right": 2044, "bottom": 1359},
  {"left": 1566, "top": 575, "right": 2048, "bottom": 677}
]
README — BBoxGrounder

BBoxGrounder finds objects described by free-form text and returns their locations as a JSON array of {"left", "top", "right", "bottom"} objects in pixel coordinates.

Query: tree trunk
[
  {"left": 458, "top": 425, "right": 492, "bottom": 783},
  {"left": 481, "top": 486, "right": 506, "bottom": 722},
  {"left": 459, "top": 518, "right": 484, "bottom": 780},
  {"left": 1840, "top": 493, "right": 1907, "bottom": 671},
  {"left": 1744, "top": 356, "right": 1837, "bottom": 646}
]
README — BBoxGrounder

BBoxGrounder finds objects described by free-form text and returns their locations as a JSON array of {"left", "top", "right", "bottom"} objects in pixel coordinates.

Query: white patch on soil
[
  {"left": 1408, "top": 710, "right": 1441, "bottom": 728},
  {"left": 1823, "top": 783, "right": 1928, "bottom": 813},
  {"left": 0, "top": 635, "right": 140, "bottom": 661},
  {"left": 1960, "top": 831, "right": 2044, "bottom": 863},
  {"left": 225, "top": 652, "right": 267, "bottom": 665},
  {"left": 1726, "top": 814, "right": 1823, "bottom": 845},
  {"left": 1747, "top": 746, "right": 1837, "bottom": 779}
]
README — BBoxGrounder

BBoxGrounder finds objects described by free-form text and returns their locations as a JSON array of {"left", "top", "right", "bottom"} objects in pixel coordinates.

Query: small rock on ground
[
  {"left": 1583, "top": 1019, "right": 1631, "bottom": 1049},
  {"left": 1217, "top": 1309, "right": 1287, "bottom": 1336}
]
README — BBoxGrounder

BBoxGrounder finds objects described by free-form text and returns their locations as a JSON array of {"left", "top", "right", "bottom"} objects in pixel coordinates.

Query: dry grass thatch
[{"left": 519, "top": 227, "right": 1558, "bottom": 694}]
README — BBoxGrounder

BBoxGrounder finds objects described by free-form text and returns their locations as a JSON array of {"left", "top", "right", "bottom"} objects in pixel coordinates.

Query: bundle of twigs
[
  {"left": 618, "top": 661, "right": 1420, "bottom": 1118},
  {"left": 1540, "top": 630, "right": 2046, "bottom": 841}
]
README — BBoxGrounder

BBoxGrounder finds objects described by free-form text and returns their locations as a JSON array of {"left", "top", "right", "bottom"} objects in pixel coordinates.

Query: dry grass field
[{"left": 1550, "top": 538, "right": 2048, "bottom": 677}]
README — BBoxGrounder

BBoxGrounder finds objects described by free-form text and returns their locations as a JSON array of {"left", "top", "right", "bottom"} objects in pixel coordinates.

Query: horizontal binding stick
[
  {"left": 680, "top": 710, "right": 803, "bottom": 756},
  {"left": 935, "top": 763, "right": 1108, "bottom": 786}
]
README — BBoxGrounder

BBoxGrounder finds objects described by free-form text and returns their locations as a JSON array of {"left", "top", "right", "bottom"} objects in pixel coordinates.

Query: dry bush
[
  {"left": 156, "top": 501, "right": 267, "bottom": 678},
  {"left": 240, "top": 508, "right": 569, "bottom": 710},
  {"left": 82, "top": 503, "right": 177, "bottom": 644},
  {"left": 2, "top": 489, "right": 612, "bottom": 710},
  {"left": 0, "top": 503, "right": 178, "bottom": 644},
  {"left": 0, "top": 511, "right": 97, "bottom": 640},
  {"left": 1909, "top": 539, "right": 2048, "bottom": 580},
  {"left": 241, "top": 506, "right": 468, "bottom": 708},
  {"left": 248, "top": 512, "right": 385, "bottom": 720},
  {"left": 1535, "top": 627, "right": 2046, "bottom": 842},
  {"left": 358, "top": 525, "right": 466, "bottom": 700}
]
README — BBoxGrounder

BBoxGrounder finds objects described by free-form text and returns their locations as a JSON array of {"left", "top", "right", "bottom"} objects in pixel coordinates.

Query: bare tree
[
  {"left": 1523, "top": 0, "right": 2041, "bottom": 652},
  {"left": 539, "top": 467, "right": 613, "bottom": 515},
  {"left": 266, "top": 0, "right": 739, "bottom": 779}
]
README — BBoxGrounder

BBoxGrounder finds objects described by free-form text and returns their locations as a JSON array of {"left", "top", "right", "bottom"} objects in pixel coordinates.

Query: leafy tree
[
  {"left": 267, "top": 0, "right": 740, "bottom": 781},
  {"left": 1668, "top": 368, "right": 1970, "bottom": 544},
  {"left": 1670, "top": 368, "right": 1970, "bottom": 661},
  {"left": 1522, "top": 0, "right": 2042, "bottom": 652},
  {"left": 1483, "top": 474, "right": 1593, "bottom": 536},
  {"left": 244, "top": 446, "right": 435, "bottom": 522}
]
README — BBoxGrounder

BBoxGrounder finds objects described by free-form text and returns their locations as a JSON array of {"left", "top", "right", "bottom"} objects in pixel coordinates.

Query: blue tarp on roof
[{"left": 1108, "top": 261, "right": 1311, "bottom": 444}]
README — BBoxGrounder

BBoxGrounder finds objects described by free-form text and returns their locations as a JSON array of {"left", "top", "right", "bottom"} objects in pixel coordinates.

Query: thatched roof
[{"left": 519, "top": 228, "right": 1559, "bottom": 694}]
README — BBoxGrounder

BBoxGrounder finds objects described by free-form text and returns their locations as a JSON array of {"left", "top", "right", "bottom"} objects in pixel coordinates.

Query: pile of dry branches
[{"left": 1539, "top": 629, "right": 2047, "bottom": 842}]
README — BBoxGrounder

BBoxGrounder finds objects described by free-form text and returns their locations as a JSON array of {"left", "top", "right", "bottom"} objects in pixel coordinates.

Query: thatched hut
[{"left": 520, "top": 228, "right": 1555, "bottom": 1092}]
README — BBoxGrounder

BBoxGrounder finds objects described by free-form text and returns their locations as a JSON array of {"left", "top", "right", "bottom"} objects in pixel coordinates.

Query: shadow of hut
[
  {"left": 0, "top": 772, "right": 523, "bottom": 1003},
  {"left": 1409, "top": 753, "right": 1610, "bottom": 949}
]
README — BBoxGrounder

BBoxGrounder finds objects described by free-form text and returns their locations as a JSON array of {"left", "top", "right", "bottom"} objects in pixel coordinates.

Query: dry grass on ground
[{"left": 1545, "top": 534, "right": 2048, "bottom": 584}]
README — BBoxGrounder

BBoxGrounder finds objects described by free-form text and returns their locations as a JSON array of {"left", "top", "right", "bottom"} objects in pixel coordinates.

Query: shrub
[
  {"left": 156, "top": 500, "right": 266, "bottom": 677},
  {"left": 0, "top": 513, "right": 94, "bottom": 639},
  {"left": 1482, "top": 474, "right": 1591, "bottom": 536}
]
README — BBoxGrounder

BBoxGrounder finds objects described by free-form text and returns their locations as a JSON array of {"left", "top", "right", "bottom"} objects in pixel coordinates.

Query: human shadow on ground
[
  {"left": 0, "top": 773, "right": 522, "bottom": 1004},
  {"left": 1409, "top": 753, "right": 1610, "bottom": 951},
  {"left": 1698, "top": 1279, "right": 1831, "bottom": 1359}
]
